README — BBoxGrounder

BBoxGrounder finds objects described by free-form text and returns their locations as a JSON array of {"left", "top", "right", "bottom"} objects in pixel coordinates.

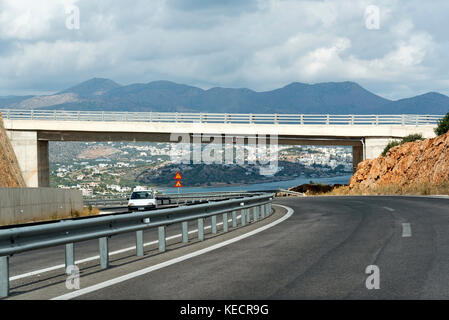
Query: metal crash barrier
[{"left": 0, "top": 193, "right": 274, "bottom": 297}]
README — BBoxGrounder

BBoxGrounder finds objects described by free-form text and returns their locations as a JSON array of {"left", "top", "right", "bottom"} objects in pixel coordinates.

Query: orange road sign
[
  {"left": 175, "top": 180, "right": 183, "bottom": 187},
  {"left": 174, "top": 172, "right": 183, "bottom": 180}
]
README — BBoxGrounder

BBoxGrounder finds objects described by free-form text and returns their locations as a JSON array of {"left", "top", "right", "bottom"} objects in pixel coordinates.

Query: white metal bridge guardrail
[
  {"left": 0, "top": 109, "right": 443, "bottom": 126},
  {"left": 0, "top": 193, "right": 274, "bottom": 298}
]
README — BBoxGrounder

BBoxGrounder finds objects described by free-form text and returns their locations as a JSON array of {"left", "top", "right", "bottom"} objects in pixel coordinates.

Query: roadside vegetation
[
  {"left": 435, "top": 111, "right": 449, "bottom": 136},
  {"left": 315, "top": 181, "right": 449, "bottom": 196},
  {"left": 381, "top": 133, "right": 424, "bottom": 156}
]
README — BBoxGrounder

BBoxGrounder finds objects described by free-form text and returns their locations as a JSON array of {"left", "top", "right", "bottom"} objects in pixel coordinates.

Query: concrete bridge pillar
[
  {"left": 364, "top": 137, "right": 393, "bottom": 160},
  {"left": 352, "top": 138, "right": 394, "bottom": 172},
  {"left": 352, "top": 145, "right": 364, "bottom": 172},
  {"left": 6, "top": 131, "right": 49, "bottom": 187}
]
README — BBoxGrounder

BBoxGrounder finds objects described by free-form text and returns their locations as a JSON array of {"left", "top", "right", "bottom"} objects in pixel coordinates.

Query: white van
[{"left": 127, "top": 187, "right": 157, "bottom": 212}]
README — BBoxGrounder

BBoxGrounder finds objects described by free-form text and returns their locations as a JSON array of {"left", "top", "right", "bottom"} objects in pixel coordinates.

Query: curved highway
[
  {"left": 70, "top": 196, "right": 449, "bottom": 299},
  {"left": 5, "top": 195, "right": 449, "bottom": 300}
]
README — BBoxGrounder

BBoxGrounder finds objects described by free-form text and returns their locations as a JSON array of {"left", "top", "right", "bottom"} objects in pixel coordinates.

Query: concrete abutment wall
[
  {"left": 0, "top": 188, "right": 83, "bottom": 226},
  {"left": 364, "top": 137, "right": 395, "bottom": 160},
  {"left": 6, "top": 131, "right": 49, "bottom": 188}
]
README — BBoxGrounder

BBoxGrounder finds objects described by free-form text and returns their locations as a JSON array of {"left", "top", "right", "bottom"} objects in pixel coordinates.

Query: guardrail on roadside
[
  {"left": 0, "top": 109, "right": 443, "bottom": 126},
  {"left": 276, "top": 189, "right": 305, "bottom": 197},
  {"left": 83, "top": 191, "right": 264, "bottom": 207},
  {"left": 0, "top": 193, "right": 274, "bottom": 298}
]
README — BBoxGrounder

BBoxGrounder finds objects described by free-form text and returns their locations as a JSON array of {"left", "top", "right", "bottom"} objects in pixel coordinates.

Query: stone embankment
[
  {"left": 350, "top": 132, "right": 449, "bottom": 191},
  {"left": 0, "top": 112, "right": 25, "bottom": 187}
]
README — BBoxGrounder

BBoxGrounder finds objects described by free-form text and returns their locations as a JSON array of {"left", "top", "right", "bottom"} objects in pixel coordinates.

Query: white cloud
[{"left": 0, "top": 0, "right": 447, "bottom": 99}]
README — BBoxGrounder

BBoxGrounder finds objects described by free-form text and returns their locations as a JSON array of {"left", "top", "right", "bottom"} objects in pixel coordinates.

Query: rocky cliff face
[
  {"left": 0, "top": 113, "right": 26, "bottom": 187},
  {"left": 350, "top": 132, "right": 449, "bottom": 191}
]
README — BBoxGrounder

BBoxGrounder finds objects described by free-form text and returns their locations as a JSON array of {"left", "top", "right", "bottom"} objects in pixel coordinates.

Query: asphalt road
[
  {"left": 76, "top": 196, "right": 449, "bottom": 299},
  {"left": 6, "top": 195, "right": 449, "bottom": 300}
]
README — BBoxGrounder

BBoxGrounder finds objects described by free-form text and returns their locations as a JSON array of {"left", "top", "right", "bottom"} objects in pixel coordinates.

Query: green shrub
[
  {"left": 381, "top": 134, "right": 424, "bottom": 156},
  {"left": 382, "top": 140, "right": 401, "bottom": 156},
  {"left": 435, "top": 112, "right": 449, "bottom": 136},
  {"left": 400, "top": 133, "right": 424, "bottom": 143}
]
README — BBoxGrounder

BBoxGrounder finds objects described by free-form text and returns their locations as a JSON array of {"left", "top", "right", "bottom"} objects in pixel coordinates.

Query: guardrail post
[
  {"left": 223, "top": 213, "right": 228, "bottom": 232},
  {"left": 158, "top": 226, "right": 166, "bottom": 252},
  {"left": 65, "top": 243, "right": 75, "bottom": 275},
  {"left": 136, "top": 230, "right": 144, "bottom": 256},
  {"left": 99, "top": 237, "right": 109, "bottom": 269},
  {"left": 182, "top": 221, "right": 189, "bottom": 243},
  {"left": 232, "top": 211, "right": 237, "bottom": 228},
  {"left": 0, "top": 256, "right": 9, "bottom": 298},
  {"left": 261, "top": 204, "right": 265, "bottom": 219},
  {"left": 300, "top": 114, "right": 304, "bottom": 125},
  {"left": 211, "top": 215, "right": 217, "bottom": 234},
  {"left": 198, "top": 218, "right": 204, "bottom": 241},
  {"left": 326, "top": 114, "right": 330, "bottom": 125},
  {"left": 241, "top": 209, "right": 246, "bottom": 226},
  {"left": 254, "top": 206, "right": 259, "bottom": 222}
]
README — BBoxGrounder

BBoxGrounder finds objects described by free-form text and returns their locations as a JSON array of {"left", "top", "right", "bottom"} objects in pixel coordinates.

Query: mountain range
[{"left": 0, "top": 78, "right": 448, "bottom": 114}]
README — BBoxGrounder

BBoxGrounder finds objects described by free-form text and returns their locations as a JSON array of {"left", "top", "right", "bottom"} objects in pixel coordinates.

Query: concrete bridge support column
[
  {"left": 365, "top": 137, "right": 394, "bottom": 160},
  {"left": 352, "top": 145, "right": 364, "bottom": 172},
  {"left": 6, "top": 131, "right": 49, "bottom": 187}
]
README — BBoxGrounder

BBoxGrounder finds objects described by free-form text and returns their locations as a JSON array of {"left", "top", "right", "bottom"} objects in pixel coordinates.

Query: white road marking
[
  {"left": 99, "top": 211, "right": 116, "bottom": 215},
  {"left": 402, "top": 223, "right": 412, "bottom": 237},
  {"left": 382, "top": 207, "right": 395, "bottom": 212},
  {"left": 51, "top": 205, "right": 294, "bottom": 300},
  {"left": 10, "top": 214, "right": 243, "bottom": 281}
]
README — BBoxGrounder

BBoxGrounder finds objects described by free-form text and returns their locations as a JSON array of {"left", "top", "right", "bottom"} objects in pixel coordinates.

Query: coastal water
[{"left": 159, "top": 175, "right": 352, "bottom": 194}]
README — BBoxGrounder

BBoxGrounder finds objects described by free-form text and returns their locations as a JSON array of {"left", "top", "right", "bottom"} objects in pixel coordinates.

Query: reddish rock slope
[
  {"left": 0, "top": 113, "right": 26, "bottom": 187},
  {"left": 350, "top": 132, "right": 449, "bottom": 190}
]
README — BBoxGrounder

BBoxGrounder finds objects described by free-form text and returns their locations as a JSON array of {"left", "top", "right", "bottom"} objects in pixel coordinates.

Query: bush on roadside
[
  {"left": 435, "top": 112, "right": 449, "bottom": 136},
  {"left": 381, "top": 134, "right": 424, "bottom": 156},
  {"left": 382, "top": 140, "right": 401, "bottom": 156},
  {"left": 400, "top": 133, "right": 424, "bottom": 143}
]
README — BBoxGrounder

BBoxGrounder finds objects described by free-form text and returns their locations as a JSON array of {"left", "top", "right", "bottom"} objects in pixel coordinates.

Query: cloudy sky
[{"left": 0, "top": 0, "right": 448, "bottom": 99}]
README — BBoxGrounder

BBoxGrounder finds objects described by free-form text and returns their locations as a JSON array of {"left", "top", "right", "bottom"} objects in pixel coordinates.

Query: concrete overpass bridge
[{"left": 0, "top": 109, "right": 442, "bottom": 187}]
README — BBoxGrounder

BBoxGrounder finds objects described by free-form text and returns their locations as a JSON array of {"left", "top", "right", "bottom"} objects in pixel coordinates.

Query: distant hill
[
  {"left": 59, "top": 77, "right": 121, "bottom": 98},
  {"left": 1, "top": 78, "right": 448, "bottom": 114}
]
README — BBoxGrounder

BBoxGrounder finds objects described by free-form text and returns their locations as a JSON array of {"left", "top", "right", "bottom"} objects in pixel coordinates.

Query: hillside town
[{"left": 50, "top": 141, "right": 353, "bottom": 197}]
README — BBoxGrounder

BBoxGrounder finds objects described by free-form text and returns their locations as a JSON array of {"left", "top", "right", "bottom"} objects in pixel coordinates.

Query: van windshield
[{"left": 130, "top": 191, "right": 154, "bottom": 199}]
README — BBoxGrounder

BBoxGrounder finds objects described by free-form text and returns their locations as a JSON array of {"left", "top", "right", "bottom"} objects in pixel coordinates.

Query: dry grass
[
  {"left": 314, "top": 181, "right": 449, "bottom": 196},
  {"left": 78, "top": 206, "right": 101, "bottom": 217}
]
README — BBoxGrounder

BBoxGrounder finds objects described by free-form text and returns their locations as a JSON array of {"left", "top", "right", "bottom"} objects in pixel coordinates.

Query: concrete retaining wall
[{"left": 0, "top": 188, "right": 82, "bottom": 226}]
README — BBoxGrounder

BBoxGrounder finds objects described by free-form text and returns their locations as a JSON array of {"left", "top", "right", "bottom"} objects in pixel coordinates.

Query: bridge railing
[
  {"left": 0, "top": 109, "right": 443, "bottom": 126},
  {"left": 0, "top": 193, "right": 274, "bottom": 297}
]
